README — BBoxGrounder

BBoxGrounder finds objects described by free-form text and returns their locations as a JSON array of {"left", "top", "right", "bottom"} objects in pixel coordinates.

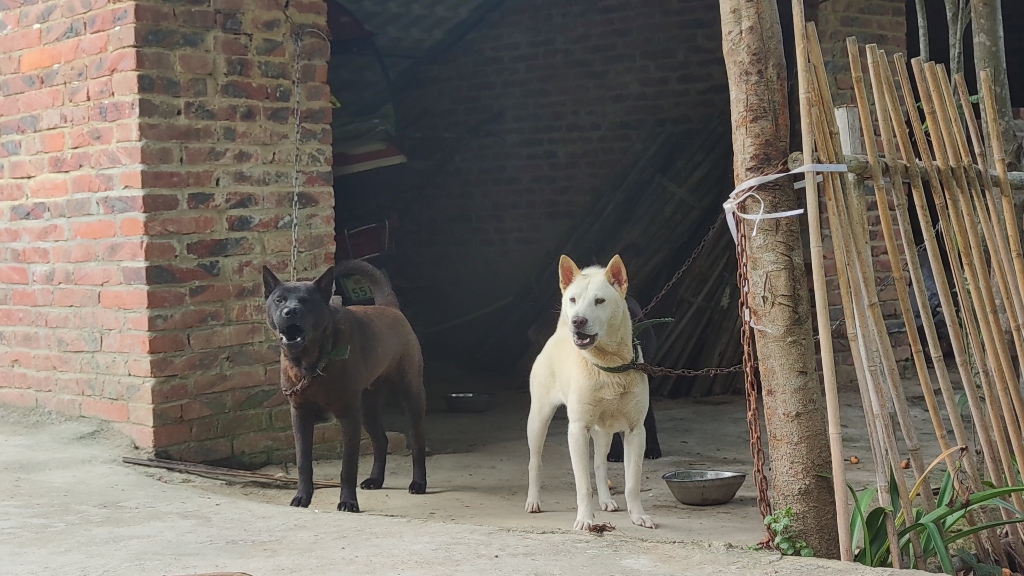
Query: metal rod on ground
[
  {"left": 122, "top": 457, "right": 343, "bottom": 489},
  {"left": 914, "top": 59, "right": 1024, "bottom": 519},
  {"left": 880, "top": 54, "right": 1008, "bottom": 561},
  {"left": 864, "top": 43, "right": 938, "bottom": 512},
  {"left": 792, "top": 7, "right": 851, "bottom": 561},
  {"left": 805, "top": 61, "right": 901, "bottom": 566}
]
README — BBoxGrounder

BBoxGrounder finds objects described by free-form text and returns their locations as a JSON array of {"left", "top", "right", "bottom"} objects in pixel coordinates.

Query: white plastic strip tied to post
[{"left": 723, "top": 163, "right": 848, "bottom": 243}]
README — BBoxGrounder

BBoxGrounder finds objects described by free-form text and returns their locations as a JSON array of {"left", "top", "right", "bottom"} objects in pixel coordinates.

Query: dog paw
[
  {"left": 408, "top": 480, "right": 426, "bottom": 494},
  {"left": 525, "top": 500, "right": 541, "bottom": 513},
  {"left": 599, "top": 498, "right": 620, "bottom": 512},
  {"left": 644, "top": 446, "right": 663, "bottom": 460},
  {"left": 360, "top": 477, "right": 384, "bottom": 490},
  {"left": 337, "top": 500, "right": 360, "bottom": 513},
  {"left": 630, "top": 514, "right": 656, "bottom": 529},
  {"left": 606, "top": 451, "right": 624, "bottom": 463},
  {"left": 573, "top": 517, "right": 595, "bottom": 532},
  {"left": 290, "top": 492, "right": 312, "bottom": 507}
]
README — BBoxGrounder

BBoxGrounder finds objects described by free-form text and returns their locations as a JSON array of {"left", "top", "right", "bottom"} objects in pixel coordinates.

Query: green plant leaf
[
  {"left": 943, "top": 518, "right": 1024, "bottom": 547},
  {"left": 800, "top": 547, "right": 814, "bottom": 557},
  {"left": 923, "top": 522, "right": 954, "bottom": 574}
]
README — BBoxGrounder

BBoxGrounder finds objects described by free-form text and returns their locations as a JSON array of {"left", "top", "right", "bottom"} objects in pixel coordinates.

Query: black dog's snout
[
  {"left": 282, "top": 306, "right": 300, "bottom": 318},
  {"left": 570, "top": 316, "right": 588, "bottom": 330}
]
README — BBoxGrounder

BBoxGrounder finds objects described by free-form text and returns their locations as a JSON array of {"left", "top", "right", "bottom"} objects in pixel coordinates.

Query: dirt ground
[{"left": 1, "top": 366, "right": 943, "bottom": 575}]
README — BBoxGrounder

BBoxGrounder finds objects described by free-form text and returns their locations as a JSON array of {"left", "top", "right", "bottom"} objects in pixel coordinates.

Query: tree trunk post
[
  {"left": 971, "top": 0, "right": 1019, "bottom": 168},
  {"left": 719, "top": 0, "right": 841, "bottom": 560}
]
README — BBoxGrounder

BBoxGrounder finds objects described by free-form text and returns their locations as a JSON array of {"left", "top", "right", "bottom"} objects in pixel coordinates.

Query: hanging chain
[
  {"left": 640, "top": 213, "right": 723, "bottom": 318},
  {"left": 288, "top": 27, "right": 329, "bottom": 281},
  {"left": 738, "top": 216, "right": 775, "bottom": 547},
  {"left": 289, "top": 33, "right": 303, "bottom": 282}
]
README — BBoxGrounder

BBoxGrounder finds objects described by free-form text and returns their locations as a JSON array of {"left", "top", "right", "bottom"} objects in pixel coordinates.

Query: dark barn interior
[{"left": 321, "top": 0, "right": 1024, "bottom": 403}]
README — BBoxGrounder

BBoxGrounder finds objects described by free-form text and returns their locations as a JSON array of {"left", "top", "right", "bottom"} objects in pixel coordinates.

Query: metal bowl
[
  {"left": 662, "top": 470, "right": 746, "bottom": 506},
  {"left": 444, "top": 393, "right": 496, "bottom": 413}
]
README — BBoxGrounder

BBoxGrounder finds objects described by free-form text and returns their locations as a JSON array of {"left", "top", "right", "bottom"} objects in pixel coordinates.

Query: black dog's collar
[{"left": 282, "top": 335, "right": 351, "bottom": 397}]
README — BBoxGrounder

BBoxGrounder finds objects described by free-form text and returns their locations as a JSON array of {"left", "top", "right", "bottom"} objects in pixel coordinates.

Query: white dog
[{"left": 525, "top": 254, "right": 655, "bottom": 530}]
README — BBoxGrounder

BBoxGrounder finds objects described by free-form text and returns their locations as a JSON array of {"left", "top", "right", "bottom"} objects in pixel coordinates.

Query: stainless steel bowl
[
  {"left": 662, "top": 470, "right": 746, "bottom": 506},
  {"left": 444, "top": 392, "right": 496, "bottom": 413}
]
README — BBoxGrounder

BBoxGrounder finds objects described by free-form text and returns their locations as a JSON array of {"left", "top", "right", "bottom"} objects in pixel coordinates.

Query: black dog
[
  {"left": 263, "top": 261, "right": 427, "bottom": 512},
  {"left": 606, "top": 296, "right": 661, "bottom": 462}
]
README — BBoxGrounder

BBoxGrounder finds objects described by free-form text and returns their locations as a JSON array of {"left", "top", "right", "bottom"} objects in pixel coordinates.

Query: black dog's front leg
[
  {"left": 337, "top": 411, "right": 362, "bottom": 512},
  {"left": 607, "top": 400, "right": 662, "bottom": 461},
  {"left": 642, "top": 399, "right": 661, "bottom": 459},
  {"left": 290, "top": 404, "right": 316, "bottom": 507}
]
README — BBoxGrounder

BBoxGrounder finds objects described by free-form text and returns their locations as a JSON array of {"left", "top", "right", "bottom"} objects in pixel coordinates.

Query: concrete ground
[{"left": 1, "top": 384, "right": 935, "bottom": 576}]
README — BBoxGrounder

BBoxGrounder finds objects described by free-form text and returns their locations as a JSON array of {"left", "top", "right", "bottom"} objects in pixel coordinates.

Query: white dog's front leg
[
  {"left": 567, "top": 421, "right": 595, "bottom": 531},
  {"left": 623, "top": 427, "right": 655, "bottom": 529},
  {"left": 525, "top": 400, "right": 557, "bottom": 513},
  {"left": 591, "top": 428, "right": 619, "bottom": 512}
]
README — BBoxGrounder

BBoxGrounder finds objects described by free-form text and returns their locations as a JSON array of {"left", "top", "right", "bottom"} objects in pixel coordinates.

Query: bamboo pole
[
  {"left": 846, "top": 44, "right": 930, "bottom": 569},
  {"left": 863, "top": 44, "right": 941, "bottom": 511},
  {"left": 914, "top": 60, "right": 1024, "bottom": 515},
  {"left": 937, "top": 68, "right": 1024, "bottom": 427},
  {"left": 955, "top": 72, "right": 1024, "bottom": 353},
  {"left": 792, "top": 5, "right": 850, "bottom": 561},
  {"left": 927, "top": 64, "right": 1024, "bottom": 543},
  {"left": 926, "top": 62, "right": 1024, "bottom": 451},
  {"left": 804, "top": 62, "right": 901, "bottom": 565},
  {"left": 981, "top": 68, "right": 1024, "bottom": 355},
  {"left": 900, "top": 56, "right": 1008, "bottom": 488},
  {"left": 879, "top": 55, "right": 1008, "bottom": 561}
]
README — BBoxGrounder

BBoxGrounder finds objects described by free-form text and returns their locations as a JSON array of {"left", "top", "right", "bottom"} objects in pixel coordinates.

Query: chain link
[
  {"left": 640, "top": 213, "right": 723, "bottom": 319},
  {"left": 289, "top": 33, "right": 303, "bottom": 282},
  {"left": 738, "top": 217, "right": 775, "bottom": 546},
  {"left": 288, "top": 27, "right": 329, "bottom": 281}
]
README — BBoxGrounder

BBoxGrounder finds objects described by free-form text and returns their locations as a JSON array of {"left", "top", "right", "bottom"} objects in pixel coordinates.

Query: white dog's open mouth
[
  {"left": 281, "top": 324, "right": 306, "bottom": 345},
  {"left": 573, "top": 331, "right": 597, "bottom": 349}
]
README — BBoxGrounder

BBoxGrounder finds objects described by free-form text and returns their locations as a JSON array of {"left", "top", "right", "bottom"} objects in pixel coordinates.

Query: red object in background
[{"left": 339, "top": 220, "right": 390, "bottom": 260}]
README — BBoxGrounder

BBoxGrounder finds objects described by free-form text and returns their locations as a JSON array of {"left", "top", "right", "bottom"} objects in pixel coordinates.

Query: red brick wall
[
  {"left": 392, "top": 0, "right": 729, "bottom": 330},
  {"left": 0, "top": 0, "right": 335, "bottom": 466}
]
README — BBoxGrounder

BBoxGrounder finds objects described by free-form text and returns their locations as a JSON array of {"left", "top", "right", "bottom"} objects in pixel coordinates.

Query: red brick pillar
[{"left": 0, "top": 0, "right": 335, "bottom": 466}]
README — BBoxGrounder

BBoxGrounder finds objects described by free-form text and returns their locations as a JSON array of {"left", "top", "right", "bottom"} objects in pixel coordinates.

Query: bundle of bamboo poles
[{"left": 796, "top": 20, "right": 1024, "bottom": 568}]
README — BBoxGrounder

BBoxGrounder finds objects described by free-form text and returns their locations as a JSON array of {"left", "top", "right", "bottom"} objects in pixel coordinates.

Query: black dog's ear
[
  {"left": 263, "top": 265, "right": 282, "bottom": 298},
  {"left": 313, "top": 266, "right": 335, "bottom": 303}
]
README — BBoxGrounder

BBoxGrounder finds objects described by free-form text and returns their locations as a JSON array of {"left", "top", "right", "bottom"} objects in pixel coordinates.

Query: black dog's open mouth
[
  {"left": 281, "top": 324, "right": 306, "bottom": 344},
  {"left": 573, "top": 331, "right": 597, "bottom": 349}
]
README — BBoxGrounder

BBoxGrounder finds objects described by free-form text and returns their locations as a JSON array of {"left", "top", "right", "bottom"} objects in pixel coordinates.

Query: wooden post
[
  {"left": 792, "top": 4, "right": 849, "bottom": 562},
  {"left": 719, "top": 0, "right": 840, "bottom": 559}
]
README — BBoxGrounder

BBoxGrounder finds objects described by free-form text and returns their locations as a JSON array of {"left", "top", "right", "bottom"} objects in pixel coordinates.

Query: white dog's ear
[
  {"left": 604, "top": 255, "right": 628, "bottom": 297},
  {"left": 558, "top": 255, "right": 580, "bottom": 293}
]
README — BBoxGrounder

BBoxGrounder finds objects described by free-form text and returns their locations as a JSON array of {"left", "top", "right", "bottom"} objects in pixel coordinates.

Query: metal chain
[
  {"left": 288, "top": 27, "right": 329, "bottom": 281},
  {"left": 738, "top": 216, "right": 775, "bottom": 547},
  {"left": 640, "top": 213, "right": 724, "bottom": 318},
  {"left": 289, "top": 33, "right": 303, "bottom": 282}
]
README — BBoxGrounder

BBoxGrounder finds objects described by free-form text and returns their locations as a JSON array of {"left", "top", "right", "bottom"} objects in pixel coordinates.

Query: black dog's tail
[{"left": 335, "top": 260, "right": 400, "bottom": 310}]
